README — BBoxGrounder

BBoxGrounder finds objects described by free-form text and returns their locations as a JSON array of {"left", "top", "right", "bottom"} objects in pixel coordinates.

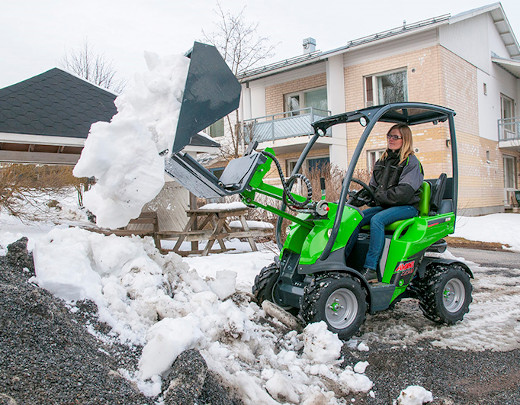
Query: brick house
[{"left": 207, "top": 3, "right": 520, "bottom": 215}]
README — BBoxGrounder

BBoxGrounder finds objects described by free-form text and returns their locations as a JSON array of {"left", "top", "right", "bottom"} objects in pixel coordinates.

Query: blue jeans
[{"left": 346, "top": 205, "right": 418, "bottom": 271}]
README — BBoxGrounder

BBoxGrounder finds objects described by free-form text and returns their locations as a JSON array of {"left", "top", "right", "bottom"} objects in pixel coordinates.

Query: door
[{"left": 503, "top": 155, "right": 517, "bottom": 206}]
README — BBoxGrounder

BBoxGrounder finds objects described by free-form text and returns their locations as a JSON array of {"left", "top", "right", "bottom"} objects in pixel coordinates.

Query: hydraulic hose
[{"left": 260, "top": 150, "right": 313, "bottom": 209}]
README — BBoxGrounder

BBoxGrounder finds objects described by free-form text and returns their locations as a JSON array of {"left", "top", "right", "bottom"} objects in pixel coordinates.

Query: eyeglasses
[{"left": 387, "top": 134, "right": 403, "bottom": 140}]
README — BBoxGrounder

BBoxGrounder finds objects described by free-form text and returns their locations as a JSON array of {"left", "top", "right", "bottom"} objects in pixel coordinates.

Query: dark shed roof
[
  {"left": 0, "top": 68, "right": 117, "bottom": 138},
  {"left": 0, "top": 68, "right": 220, "bottom": 150}
]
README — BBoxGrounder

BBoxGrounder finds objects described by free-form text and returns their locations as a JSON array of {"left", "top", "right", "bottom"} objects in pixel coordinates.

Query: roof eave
[
  {"left": 449, "top": 2, "right": 520, "bottom": 59},
  {"left": 239, "top": 16, "right": 449, "bottom": 82}
]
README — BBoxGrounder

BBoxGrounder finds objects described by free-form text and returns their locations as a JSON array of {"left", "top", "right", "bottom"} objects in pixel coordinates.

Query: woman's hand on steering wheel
[{"left": 347, "top": 178, "right": 376, "bottom": 207}]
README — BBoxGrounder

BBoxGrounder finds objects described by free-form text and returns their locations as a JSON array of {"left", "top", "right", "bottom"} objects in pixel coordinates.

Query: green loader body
[{"left": 165, "top": 42, "right": 473, "bottom": 339}]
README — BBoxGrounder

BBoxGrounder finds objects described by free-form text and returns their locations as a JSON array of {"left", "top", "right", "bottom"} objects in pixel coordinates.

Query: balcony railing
[
  {"left": 498, "top": 118, "right": 520, "bottom": 141},
  {"left": 242, "top": 107, "right": 331, "bottom": 143}
]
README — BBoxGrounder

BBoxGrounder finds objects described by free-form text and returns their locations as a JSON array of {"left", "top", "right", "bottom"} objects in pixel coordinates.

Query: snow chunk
[
  {"left": 303, "top": 322, "right": 343, "bottom": 363},
  {"left": 228, "top": 220, "right": 274, "bottom": 229},
  {"left": 357, "top": 342, "right": 370, "bottom": 352},
  {"left": 73, "top": 52, "right": 190, "bottom": 228},
  {"left": 198, "top": 201, "right": 247, "bottom": 210},
  {"left": 207, "top": 270, "right": 237, "bottom": 300},
  {"left": 265, "top": 372, "right": 300, "bottom": 403},
  {"left": 354, "top": 361, "right": 369, "bottom": 374},
  {"left": 339, "top": 367, "right": 373, "bottom": 393},
  {"left": 395, "top": 385, "right": 433, "bottom": 405},
  {"left": 138, "top": 316, "right": 203, "bottom": 380}
]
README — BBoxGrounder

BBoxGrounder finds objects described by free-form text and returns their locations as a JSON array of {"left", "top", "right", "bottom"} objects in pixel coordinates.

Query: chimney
[{"left": 303, "top": 37, "right": 316, "bottom": 54}]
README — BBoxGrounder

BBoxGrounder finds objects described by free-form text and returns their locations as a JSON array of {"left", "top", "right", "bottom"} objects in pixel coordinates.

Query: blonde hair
[{"left": 381, "top": 124, "right": 414, "bottom": 164}]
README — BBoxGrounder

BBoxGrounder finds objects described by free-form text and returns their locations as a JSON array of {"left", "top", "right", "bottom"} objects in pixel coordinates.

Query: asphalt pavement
[{"left": 448, "top": 247, "right": 520, "bottom": 270}]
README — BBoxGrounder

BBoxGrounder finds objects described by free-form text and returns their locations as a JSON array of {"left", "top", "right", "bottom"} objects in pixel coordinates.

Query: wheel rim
[
  {"left": 443, "top": 278, "right": 465, "bottom": 313},
  {"left": 325, "top": 288, "right": 358, "bottom": 329}
]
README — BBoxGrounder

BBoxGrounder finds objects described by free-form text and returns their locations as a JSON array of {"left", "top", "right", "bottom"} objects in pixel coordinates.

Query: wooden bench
[
  {"left": 79, "top": 209, "right": 273, "bottom": 257},
  {"left": 80, "top": 211, "right": 161, "bottom": 250}
]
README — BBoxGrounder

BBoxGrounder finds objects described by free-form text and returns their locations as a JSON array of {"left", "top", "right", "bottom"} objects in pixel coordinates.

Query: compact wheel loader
[{"left": 168, "top": 42, "right": 473, "bottom": 340}]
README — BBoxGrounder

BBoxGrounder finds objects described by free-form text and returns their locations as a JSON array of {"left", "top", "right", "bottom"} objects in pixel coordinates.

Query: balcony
[
  {"left": 242, "top": 107, "right": 331, "bottom": 144},
  {"left": 498, "top": 118, "right": 520, "bottom": 151}
]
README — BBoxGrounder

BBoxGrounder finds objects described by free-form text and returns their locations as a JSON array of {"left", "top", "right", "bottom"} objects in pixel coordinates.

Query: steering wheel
[{"left": 347, "top": 178, "right": 376, "bottom": 206}]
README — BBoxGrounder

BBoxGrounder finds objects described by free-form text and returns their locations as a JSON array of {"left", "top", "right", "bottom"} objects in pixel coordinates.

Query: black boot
[{"left": 362, "top": 268, "right": 378, "bottom": 282}]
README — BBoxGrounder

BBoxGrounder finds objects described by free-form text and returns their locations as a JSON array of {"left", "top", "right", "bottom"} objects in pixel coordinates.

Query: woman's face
[{"left": 387, "top": 128, "right": 404, "bottom": 151}]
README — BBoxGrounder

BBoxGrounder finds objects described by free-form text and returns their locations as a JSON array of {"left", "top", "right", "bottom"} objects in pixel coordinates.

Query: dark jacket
[{"left": 369, "top": 150, "right": 424, "bottom": 209}]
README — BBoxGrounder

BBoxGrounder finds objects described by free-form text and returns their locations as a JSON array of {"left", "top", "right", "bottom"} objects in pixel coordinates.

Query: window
[
  {"left": 285, "top": 87, "right": 328, "bottom": 115},
  {"left": 501, "top": 94, "right": 515, "bottom": 135},
  {"left": 287, "top": 156, "right": 330, "bottom": 175},
  {"left": 367, "top": 149, "right": 385, "bottom": 172},
  {"left": 308, "top": 157, "right": 330, "bottom": 173},
  {"left": 365, "top": 70, "right": 408, "bottom": 106},
  {"left": 208, "top": 118, "right": 225, "bottom": 138}
]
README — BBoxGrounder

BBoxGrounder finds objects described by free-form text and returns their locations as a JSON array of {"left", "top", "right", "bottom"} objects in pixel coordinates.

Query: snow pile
[
  {"left": 73, "top": 52, "right": 190, "bottom": 229},
  {"left": 454, "top": 214, "right": 520, "bottom": 251},
  {"left": 32, "top": 227, "right": 374, "bottom": 401},
  {"left": 394, "top": 385, "right": 433, "bottom": 405}
]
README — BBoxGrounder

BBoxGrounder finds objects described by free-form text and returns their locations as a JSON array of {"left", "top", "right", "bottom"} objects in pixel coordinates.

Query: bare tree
[
  {"left": 0, "top": 164, "right": 84, "bottom": 220},
  {"left": 202, "top": 2, "right": 275, "bottom": 158},
  {"left": 61, "top": 41, "right": 125, "bottom": 93}
]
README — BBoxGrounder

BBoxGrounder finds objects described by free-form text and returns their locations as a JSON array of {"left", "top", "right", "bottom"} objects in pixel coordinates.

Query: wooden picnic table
[{"left": 157, "top": 207, "right": 272, "bottom": 256}]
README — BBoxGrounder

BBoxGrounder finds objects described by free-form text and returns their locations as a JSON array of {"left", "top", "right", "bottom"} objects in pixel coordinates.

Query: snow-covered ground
[{"left": 1, "top": 197, "right": 520, "bottom": 404}]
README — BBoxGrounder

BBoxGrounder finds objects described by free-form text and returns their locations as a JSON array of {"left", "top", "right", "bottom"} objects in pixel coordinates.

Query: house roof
[
  {"left": 238, "top": 3, "right": 519, "bottom": 81},
  {"left": 492, "top": 54, "right": 520, "bottom": 78},
  {"left": 450, "top": 2, "right": 520, "bottom": 59},
  {"left": 0, "top": 68, "right": 117, "bottom": 139}
]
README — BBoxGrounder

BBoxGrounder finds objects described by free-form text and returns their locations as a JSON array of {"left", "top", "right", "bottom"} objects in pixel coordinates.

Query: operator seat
[{"left": 382, "top": 181, "right": 431, "bottom": 231}]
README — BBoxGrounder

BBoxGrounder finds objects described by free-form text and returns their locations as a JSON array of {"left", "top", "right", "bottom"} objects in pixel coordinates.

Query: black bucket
[{"left": 171, "top": 42, "right": 241, "bottom": 154}]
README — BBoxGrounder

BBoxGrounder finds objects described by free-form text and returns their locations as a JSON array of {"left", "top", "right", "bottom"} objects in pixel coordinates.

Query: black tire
[
  {"left": 252, "top": 262, "right": 290, "bottom": 309},
  {"left": 300, "top": 273, "right": 367, "bottom": 340},
  {"left": 415, "top": 264, "right": 472, "bottom": 324}
]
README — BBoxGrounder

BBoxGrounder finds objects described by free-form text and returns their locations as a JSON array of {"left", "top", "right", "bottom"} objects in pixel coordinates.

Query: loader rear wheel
[
  {"left": 416, "top": 264, "right": 472, "bottom": 324},
  {"left": 252, "top": 263, "right": 290, "bottom": 309},
  {"left": 300, "top": 273, "right": 366, "bottom": 340}
]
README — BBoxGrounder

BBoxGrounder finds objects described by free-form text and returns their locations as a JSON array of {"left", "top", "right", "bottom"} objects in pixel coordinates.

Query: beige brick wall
[
  {"left": 341, "top": 44, "right": 515, "bottom": 212},
  {"left": 265, "top": 73, "right": 327, "bottom": 116},
  {"left": 439, "top": 46, "right": 507, "bottom": 211},
  {"left": 342, "top": 46, "right": 452, "bottom": 182},
  {"left": 255, "top": 44, "right": 518, "bottom": 213}
]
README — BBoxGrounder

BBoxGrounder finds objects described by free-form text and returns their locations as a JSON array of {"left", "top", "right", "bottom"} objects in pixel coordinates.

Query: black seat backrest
[{"left": 429, "top": 173, "right": 447, "bottom": 215}]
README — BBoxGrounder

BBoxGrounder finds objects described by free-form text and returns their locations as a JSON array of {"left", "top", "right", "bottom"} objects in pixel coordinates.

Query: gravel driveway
[
  {"left": 1, "top": 244, "right": 519, "bottom": 404},
  {"left": 342, "top": 247, "right": 520, "bottom": 404}
]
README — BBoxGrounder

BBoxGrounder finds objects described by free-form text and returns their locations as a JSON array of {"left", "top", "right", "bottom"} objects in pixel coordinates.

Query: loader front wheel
[
  {"left": 252, "top": 263, "right": 289, "bottom": 309},
  {"left": 301, "top": 273, "right": 366, "bottom": 340},
  {"left": 416, "top": 264, "right": 472, "bottom": 324}
]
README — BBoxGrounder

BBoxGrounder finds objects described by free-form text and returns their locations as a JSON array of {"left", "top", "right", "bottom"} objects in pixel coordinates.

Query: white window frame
[
  {"left": 503, "top": 154, "right": 518, "bottom": 207},
  {"left": 286, "top": 156, "right": 330, "bottom": 175},
  {"left": 364, "top": 68, "right": 408, "bottom": 107},
  {"left": 367, "top": 149, "right": 385, "bottom": 172},
  {"left": 284, "top": 86, "right": 328, "bottom": 115},
  {"left": 501, "top": 94, "right": 515, "bottom": 135}
]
